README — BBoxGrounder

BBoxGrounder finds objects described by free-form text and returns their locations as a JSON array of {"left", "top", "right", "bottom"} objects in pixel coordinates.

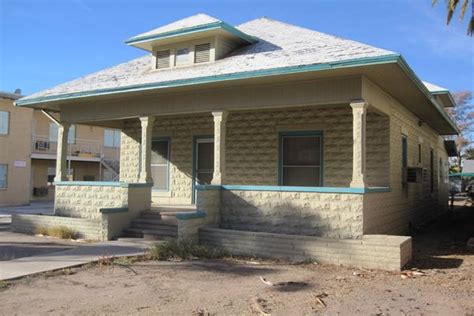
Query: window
[
  {"left": 175, "top": 48, "right": 189, "bottom": 66},
  {"left": 0, "top": 111, "right": 9, "bottom": 135},
  {"left": 0, "top": 164, "right": 7, "bottom": 189},
  {"left": 418, "top": 143, "right": 422, "bottom": 164},
  {"left": 104, "top": 129, "right": 121, "bottom": 148},
  {"left": 194, "top": 43, "right": 211, "bottom": 63},
  {"left": 151, "top": 139, "right": 170, "bottom": 191},
  {"left": 156, "top": 49, "right": 170, "bottom": 69},
  {"left": 401, "top": 135, "right": 408, "bottom": 184},
  {"left": 49, "top": 123, "right": 76, "bottom": 144},
  {"left": 280, "top": 132, "right": 322, "bottom": 186}
]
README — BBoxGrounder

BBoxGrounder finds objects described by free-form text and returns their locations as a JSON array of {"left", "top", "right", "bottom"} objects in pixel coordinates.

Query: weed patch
[
  {"left": 37, "top": 226, "right": 79, "bottom": 240},
  {"left": 149, "top": 240, "right": 226, "bottom": 261}
]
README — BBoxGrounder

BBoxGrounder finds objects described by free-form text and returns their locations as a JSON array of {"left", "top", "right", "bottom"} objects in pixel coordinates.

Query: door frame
[{"left": 192, "top": 135, "right": 214, "bottom": 203}]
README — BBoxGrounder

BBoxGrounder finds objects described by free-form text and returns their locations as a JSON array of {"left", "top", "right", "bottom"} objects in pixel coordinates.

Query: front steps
[{"left": 122, "top": 205, "right": 196, "bottom": 241}]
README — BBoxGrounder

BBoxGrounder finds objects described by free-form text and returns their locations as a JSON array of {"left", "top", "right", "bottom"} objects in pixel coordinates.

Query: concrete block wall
[
  {"left": 55, "top": 184, "right": 128, "bottom": 220},
  {"left": 200, "top": 227, "right": 412, "bottom": 271},
  {"left": 361, "top": 79, "right": 450, "bottom": 235},
  {"left": 12, "top": 214, "right": 103, "bottom": 240},
  {"left": 220, "top": 189, "right": 364, "bottom": 238}
]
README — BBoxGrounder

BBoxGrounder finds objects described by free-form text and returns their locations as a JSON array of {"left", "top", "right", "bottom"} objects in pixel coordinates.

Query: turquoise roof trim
[
  {"left": 449, "top": 173, "right": 474, "bottom": 177},
  {"left": 16, "top": 54, "right": 400, "bottom": 106},
  {"left": 124, "top": 21, "right": 257, "bottom": 45},
  {"left": 175, "top": 210, "right": 207, "bottom": 220}
]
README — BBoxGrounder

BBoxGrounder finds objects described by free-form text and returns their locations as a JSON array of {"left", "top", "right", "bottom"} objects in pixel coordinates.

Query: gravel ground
[{"left": 1, "top": 206, "right": 473, "bottom": 315}]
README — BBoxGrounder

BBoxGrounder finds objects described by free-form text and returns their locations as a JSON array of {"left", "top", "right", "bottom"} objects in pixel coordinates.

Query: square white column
[
  {"left": 54, "top": 122, "right": 70, "bottom": 182},
  {"left": 350, "top": 101, "right": 368, "bottom": 188},
  {"left": 138, "top": 116, "right": 155, "bottom": 184},
  {"left": 211, "top": 111, "right": 228, "bottom": 185}
]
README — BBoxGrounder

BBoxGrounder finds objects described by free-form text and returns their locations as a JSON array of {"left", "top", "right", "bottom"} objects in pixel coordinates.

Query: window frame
[
  {"left": 0, "top": 164, "right": 7, "bottom": 189},
  {"left": 104, "top": 129, "right": 121, "bottom": 148},
  {"left": 151, "top": 137, "right": 171, "bottom": 192},
  {"left": 0, "top": 111, "right": 10, "bottom": 136},
  {"left": 174, "top": 46, "right": 190, "bottom": 66},
  {"left": 278, "top": 131, "right": 324, "bottom": 187}
]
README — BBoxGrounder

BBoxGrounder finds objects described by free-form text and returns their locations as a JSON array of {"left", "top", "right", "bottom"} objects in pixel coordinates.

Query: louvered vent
[
  {"left": 194, "top": 43, "right": 211, "bottom": 63},
  {"left": 156, "top": 50, "right": 170, "bottom": 69}
]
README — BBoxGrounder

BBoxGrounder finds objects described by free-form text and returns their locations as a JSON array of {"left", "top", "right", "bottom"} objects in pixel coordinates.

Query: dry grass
[
  {"left": 149, "top": 239, "right": 226, "bottom": 261},
  {"left": 37, "top": 226, "right": 79, "bottom": 240}
]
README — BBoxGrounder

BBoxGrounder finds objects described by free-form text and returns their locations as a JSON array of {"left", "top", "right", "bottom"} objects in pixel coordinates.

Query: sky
[{"left": 0, "top": 0, "right": 472, "bottom": 96}]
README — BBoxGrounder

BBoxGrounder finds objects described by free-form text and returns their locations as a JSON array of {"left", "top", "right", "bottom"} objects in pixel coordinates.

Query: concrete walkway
[
  {"left": 0, "top": 201, "right": 54, "bottom": 216},
  {"left": 0, "top": 241, "right": 148, "bottom": 281}
]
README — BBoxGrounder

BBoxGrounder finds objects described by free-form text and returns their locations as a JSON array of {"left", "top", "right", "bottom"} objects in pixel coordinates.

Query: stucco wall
[
  {"left": 0, "top": 98, "right": 33, "bottom": 206},
  {"left": 119, "top": 105, "right": 389, "bottom": 205},
  {"left": 362, "top": 78, "right": 450, "bottom": 235}
]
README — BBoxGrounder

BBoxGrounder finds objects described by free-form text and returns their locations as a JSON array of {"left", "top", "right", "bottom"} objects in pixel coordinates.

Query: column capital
[
  {"left": 212, "top": 111, "right": 228, "bottom": 122},
  {"left": 139, "top": 116, "right": 155, "bottom": 125},
  {"left": 59, "top": 121, "right": 71, "bottom": 129},
  {"left": 350, "top": 100, "right": 368, "bottom": 110}
]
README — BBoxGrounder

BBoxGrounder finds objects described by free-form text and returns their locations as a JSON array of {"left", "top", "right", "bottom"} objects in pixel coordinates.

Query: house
[
  {"left": 0, "top": 90, "right": 121, "bottom": 206},
  {"left": 12, "top": 14, "right": 458, "bottom": 270}
]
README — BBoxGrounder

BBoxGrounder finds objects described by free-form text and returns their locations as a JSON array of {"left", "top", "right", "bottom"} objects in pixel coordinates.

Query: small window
[
  {"left": 151, "top": 139, "right": 170, "bottom": 191},
  {"left": 49, "top": 123, "right": 76, "bottom": 144},
  {"left": 194, "top": 43, "right": 211, "bottom": 63},
  {"left": 104, "top": 129, "right": 121, "bottom": 148},
  {"left": 0, "top": 111, "right": 9, "bottom": 135},
  {"left": 401, "top": 135, "right": 408, "bottom": 183},
  {"left": 418, "top": 143, "right": 422, "bottom": 164},
  {"left": 0, "top": 164, "right": 7, "bottom": 189},
  {"left": 175, "top": 48, "right": 189, "bottom": 66},
  {"left": 280, "top": 132, "right": 322, "bottom": 186},
  {"left": 407, "top": 167, "right": 422, "bottom": 183},
  {"left": 156, "top": 49, "right": 171, "bottom": 69}
]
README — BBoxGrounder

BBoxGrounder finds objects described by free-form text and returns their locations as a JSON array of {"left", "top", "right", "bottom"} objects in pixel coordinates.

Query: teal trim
[
  {"left": 54, "top": 181, "right": 122, "bottom": 187},
  {"left": 195, "top": 184, "right": 390, "bottom": 194},
  {"left": 278, "top": 131, "right": 324, "bottom": 186},
  {"left": 395, "top": 56, "right": 459, "bottom": 134},
  {"left": 15, "top": 54, "right": 400, "bottom": 107},
  {"left": 125, "top": 183, "right": 153, "bottom": 188},
  {"left": 449, "top": 173, "right": 474, "bottom": 177},
  {"left": 124, "top": 21, "right": 257, "bottom": 46},
  {"left": 151, "top": 137, "right": 171, "bottom": 192},
  {"left": 100, "top": 207, "right": 128, "bottom": 214},
  {"left": 54, "top": 181, "right": 152, "bottom": 188},
  {"left": 195, "top": 184, "right": 221, "bottom": 190},
  {"left": 175, "top": 210, "right": 207, "bottom": 220}
]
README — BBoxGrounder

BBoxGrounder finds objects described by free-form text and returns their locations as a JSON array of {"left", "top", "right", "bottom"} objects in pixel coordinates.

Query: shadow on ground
[{"left": 409, "top": 205, "right": 474, "bottom": 270}]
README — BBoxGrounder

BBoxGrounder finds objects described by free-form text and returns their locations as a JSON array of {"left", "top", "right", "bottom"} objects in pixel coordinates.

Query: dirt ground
[{"left": 1, "top": 206, "right": 473, "bottom": 316}]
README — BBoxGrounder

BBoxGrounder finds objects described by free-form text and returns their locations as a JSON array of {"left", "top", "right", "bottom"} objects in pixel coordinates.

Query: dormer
[{"left": 124, "top": 14, "right": 257, "bottom": 70}]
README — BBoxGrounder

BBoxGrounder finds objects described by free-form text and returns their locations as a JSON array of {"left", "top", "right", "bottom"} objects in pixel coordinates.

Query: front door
[{"left": 193, "top": 137, "right": 214, "bottom": 202}]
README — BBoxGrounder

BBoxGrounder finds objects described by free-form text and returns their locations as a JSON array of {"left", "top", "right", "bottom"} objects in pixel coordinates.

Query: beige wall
[
  {"left": 362, "top": 78, "right": 449, "bottom": 235},
  {"left": 0, "top": 98, "right": 33, "bottom": 206}
]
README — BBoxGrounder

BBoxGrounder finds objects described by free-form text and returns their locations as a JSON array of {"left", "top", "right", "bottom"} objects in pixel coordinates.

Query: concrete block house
[{"left": 13, "top": 14, "right": 458, "bottom": 270}]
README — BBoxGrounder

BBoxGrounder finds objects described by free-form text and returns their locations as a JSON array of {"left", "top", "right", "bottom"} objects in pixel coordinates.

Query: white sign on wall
[{"left": 14, "top": 160, "right": 27, "bottom": 168}]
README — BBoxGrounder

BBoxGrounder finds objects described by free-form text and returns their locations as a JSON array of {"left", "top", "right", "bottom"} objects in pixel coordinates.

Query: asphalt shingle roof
[{"left": 22, "top": 15, "right": 398, "bottom": 101}]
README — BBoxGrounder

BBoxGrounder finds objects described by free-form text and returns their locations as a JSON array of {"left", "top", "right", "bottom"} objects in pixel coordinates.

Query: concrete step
[
  {"left": 124, "top": 228, "right": 178, "bottom": 238},
  {"left": 151, "top": 204, "right": 196, "bottom": 213},
  {"left": 132, "top": 218, "right": 176, "bottom": 226},
  {"left": 116, "top": 237, "right": 164, "bottom": 246},
  {"left": 131, "top": 222, "right": 178, "bottom": 232}
]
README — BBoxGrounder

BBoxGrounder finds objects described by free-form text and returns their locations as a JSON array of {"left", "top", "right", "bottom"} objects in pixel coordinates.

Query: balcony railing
[{"left": 32, "top": 135, "right": 119, "bottom": 160}]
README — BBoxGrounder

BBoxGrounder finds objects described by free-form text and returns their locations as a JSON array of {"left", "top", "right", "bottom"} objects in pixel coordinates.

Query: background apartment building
[{"left": 0, "top": 90, "right": 120, "bottom": 206}]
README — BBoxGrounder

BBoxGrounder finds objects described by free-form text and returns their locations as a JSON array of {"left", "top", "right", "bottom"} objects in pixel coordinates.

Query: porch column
[
  {"left": 138, "top": 116, "right": 155, "bottom": 183},
  {"left": 211, "top": 111, "right": 228, "bottom": 185},
  {"left": 54, "top": 122, "right": 70, "bottom": 182},
  {"left": 350, "top": 100, "right": 368, "bottom": 188}
]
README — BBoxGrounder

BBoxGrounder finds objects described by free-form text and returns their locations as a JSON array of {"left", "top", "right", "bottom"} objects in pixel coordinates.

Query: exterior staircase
[
  {"left": 122, "top": 205, "right": 196, "bottom": 241},
  {"left": 100, "top": 157, "right": 120, "bottom": 181}
]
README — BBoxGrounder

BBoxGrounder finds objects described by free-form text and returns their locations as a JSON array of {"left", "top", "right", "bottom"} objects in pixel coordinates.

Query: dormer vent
[
  {"left": 156, "top": 49, "right": 171, "bottom": 69},
  {"left": 194, "top": 43, "right": 211, "bottom": 63}
]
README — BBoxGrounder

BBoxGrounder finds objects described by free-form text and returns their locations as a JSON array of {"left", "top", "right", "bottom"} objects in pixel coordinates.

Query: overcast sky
[{"left": 0, "top": 0, "right": 472, "bottom": 95}]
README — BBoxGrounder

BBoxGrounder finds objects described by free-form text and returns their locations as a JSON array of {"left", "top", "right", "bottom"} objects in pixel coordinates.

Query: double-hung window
[
  {"left": 49, "top": 123, "right": 76, "bottom": 144},
  {"left": 104, "top": 129, "right": 121, "bottom": 148},
  {"left": 0, "top": 111, "right": 9, "bottom": 135},
  {"left": 280, "top": 132, "right": 322, "bottom": 186},
  {"left": 0, "top": 164, "right": 7, "bottom": 189},
  {"left": 151, "top": 139, "right": 170, "bottom": 191}
]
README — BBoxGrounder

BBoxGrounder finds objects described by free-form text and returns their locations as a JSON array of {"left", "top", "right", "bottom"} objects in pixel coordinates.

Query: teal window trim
[
  {"left": 278, "top": 131, "right": 324, "bottom": 187},
  {"left": 151, "top": 137, "right": 171, "bottom": 192},
  {"left": 192, "top": 135, "right": 214, "bottom": 203}
]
